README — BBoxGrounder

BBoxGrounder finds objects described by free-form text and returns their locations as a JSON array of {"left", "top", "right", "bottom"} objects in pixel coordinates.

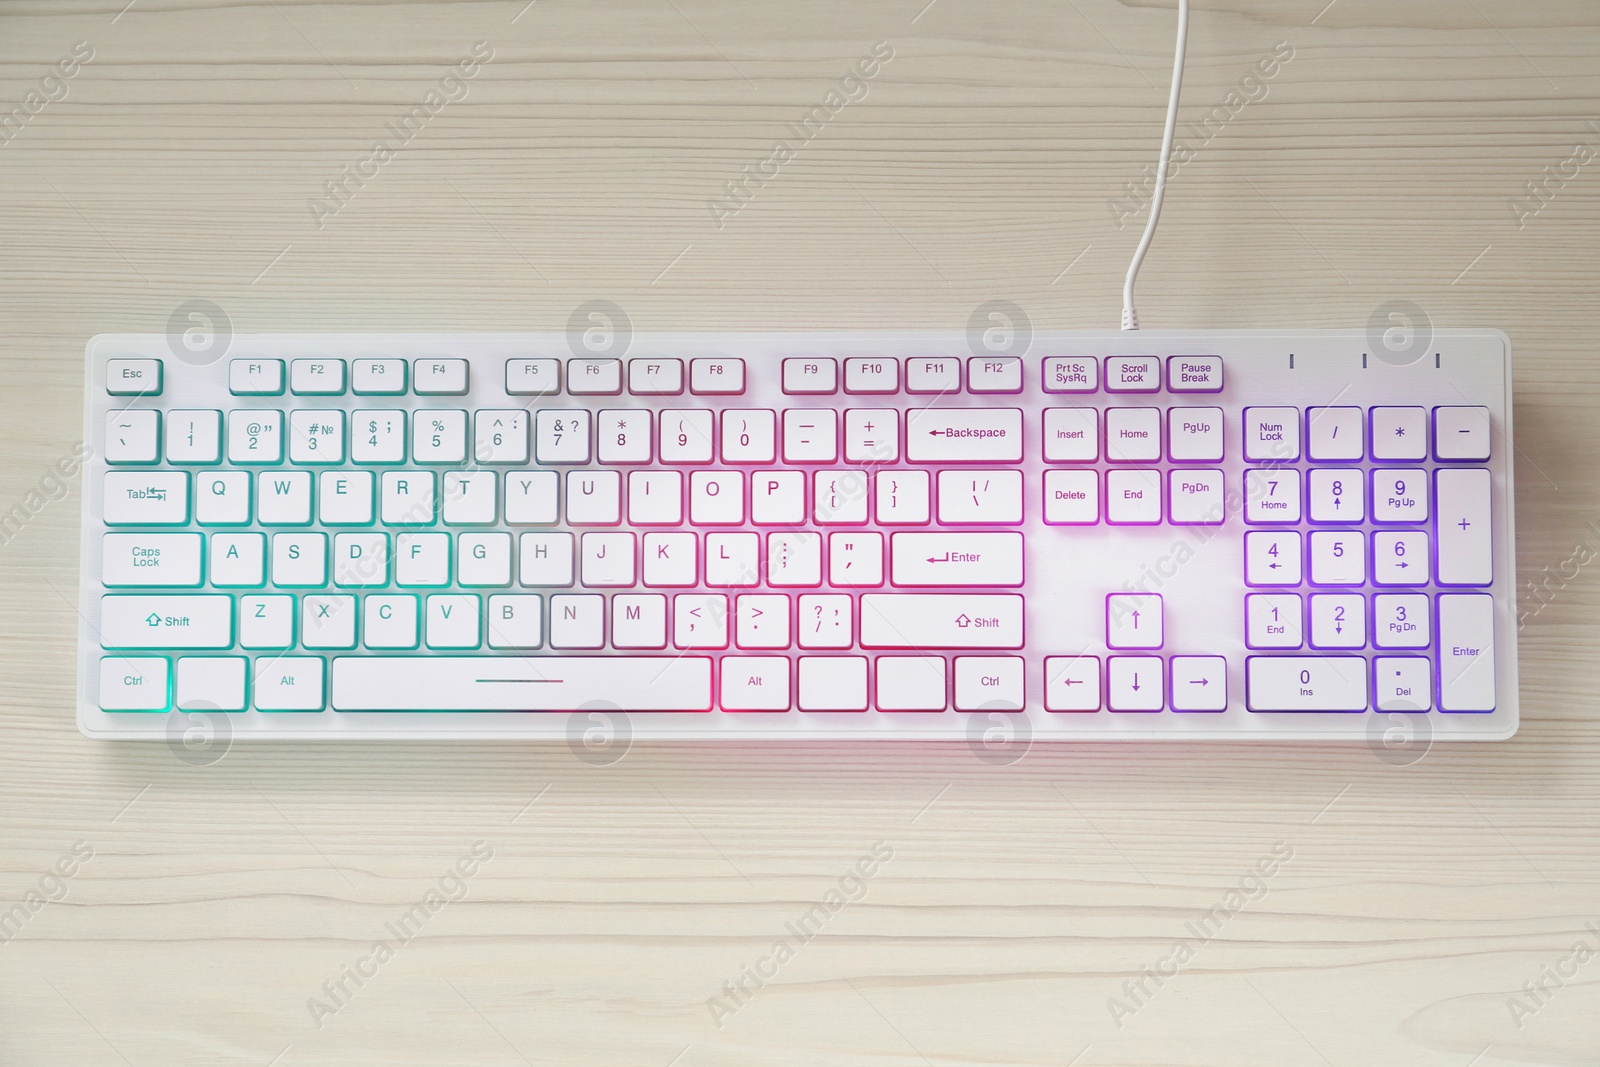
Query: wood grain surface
[{"left": 2, "top": 1, "right": 1599, "bottom": 1063}]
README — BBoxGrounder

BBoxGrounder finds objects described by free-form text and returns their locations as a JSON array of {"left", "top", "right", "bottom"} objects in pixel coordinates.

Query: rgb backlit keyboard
[{"left": 77, "top": 331, "right": 1518, "bottom": 741}]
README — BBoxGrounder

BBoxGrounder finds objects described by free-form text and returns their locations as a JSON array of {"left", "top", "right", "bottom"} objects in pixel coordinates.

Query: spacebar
[{"left": 331, "top": 657, "right": 713, "bottom": 711}]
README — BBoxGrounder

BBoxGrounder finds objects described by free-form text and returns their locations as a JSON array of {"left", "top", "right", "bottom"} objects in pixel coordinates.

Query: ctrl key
[{"left": 100, "top": 657, "right": 170, "bottom": 711}]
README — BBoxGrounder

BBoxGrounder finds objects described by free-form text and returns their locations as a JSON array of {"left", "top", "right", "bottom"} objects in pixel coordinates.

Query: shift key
[
  {"left": 860, "top": 594, "right": 1023, "bottom": 648},
  {"left": 906, "top": 408, "right": 1022, "bottom": 462},
  {"left": 101, "top": 595, "right": 233, "bottom": 649}
]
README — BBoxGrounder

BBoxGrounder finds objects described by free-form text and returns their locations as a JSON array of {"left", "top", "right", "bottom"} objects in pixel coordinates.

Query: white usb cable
[{"left": 1121, "top": 0, "right": 1190, "bottom": 331}]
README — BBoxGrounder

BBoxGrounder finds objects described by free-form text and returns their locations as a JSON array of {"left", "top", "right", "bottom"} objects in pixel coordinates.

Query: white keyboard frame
[{"left": 78, "top": 331, "right": 1519, "bottom": 741}]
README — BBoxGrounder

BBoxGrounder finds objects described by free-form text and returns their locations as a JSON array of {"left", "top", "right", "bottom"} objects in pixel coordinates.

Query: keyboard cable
[{"left": 1121, "top": 0, "right": 1190, "bottom": 331}]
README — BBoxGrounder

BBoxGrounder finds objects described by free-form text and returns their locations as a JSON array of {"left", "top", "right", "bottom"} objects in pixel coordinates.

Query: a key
[
  {"left": 475, "top": 410, "right": 532, "bottom": 464},
  {"left": 936, "top": 470, "right": 1022, "bottom": 524},
  {"left": 105, "top": 410, "right": 160, "bottom": 464},
  {"left": 844, "top": 409, "right": 899, "bottom": 464},
  {"left": 102, "top": 533, "right": 203, "bottom": 587},
  {"left": 1105, "top": 407, "right": 1161, "bottom": 462},
  {"left": 210, "top": 533, "right": 266, "bottom": 587},
  {"left": 100, "top": 595, "right": 232, "bottom": 649},
  {"left": 905, "top": 408, "right": 1022, "bottom": 463},
  {"left": 1436, "top": 468, "right": 1492, "bottom": 585},
  {"left": 720, "top": 410, "right": 776, "bottom": 463},
  {"left": 413, "top": 358, "right": 469, "bottom": 396},
  {"left": 1167, "top": 407, "right": 1223, "bottom": 461},
  {"left": 289, "top": 410, "right": 346, "bottom": 464},
  {"left": 660, "top": 409, "right": 715, "bottom": 463},
  {"left": 1246, "top": 593, "right": 1303, "bottom": 649},
  {"left": 164, "top": 410, "right": 222, "bottom": 464},
  {"left": 411, "top": 410, "right": 467, "bottom": 464},
  {"left": 104, "top": 472, "right": 188, "bottom": 526},
  {"left": 1246, "top": 656, "right": 1368, "bottom": 711},
  {"left": 535, "top": 409, "right": 592, "bottom": 464},
  {"left": 1042, "top": 470, "right": 1098, "bottom": 525}
]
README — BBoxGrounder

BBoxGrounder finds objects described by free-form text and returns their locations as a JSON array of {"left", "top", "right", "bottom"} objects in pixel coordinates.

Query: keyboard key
[
  {"left": 642, "top": 532, "right": 696, "bottom": 586},
  {"left": 1438, "top": 593, "right": 1496, "bottom": 711},
  {"left": 1167, "top": 356, "right": 1222, "bottom": 393},
  {"left": 230, "top": 359, "right": 284, "bottom": 396},
  {"left": 476, "top": 410, "right": 532, "bottom": 464},
  {"left": 100, "top": 595, "right": 232, "bottom": 649},
  {"left": 254, "top": 657, "right": 325, "bottom": 711},
  {"left": 352, "top": 358, "right": 407, "bottom": 395},
  {"left": 1436, "top": 468, "right": 1492, "bottom": 586},
  {"left": 1244, "top": 469, "right": 1301, "bottom": 523},
  {"left": 1434, "top": 406, "right": 1492, "bottom": 461},
  {"left": 425, "top": 594, "right": 480, "bottom": 649},
  {"left": 1043, "top": 470, "right": 1099, "bottom": 525},
  {"left": 723, "top": 656, "right": 791, "bottom": 710},
  {"left": 1309, "top": 531, "right": 1365, "bottom": 585},
  {"left": 660, "top": 410, "right": 715, "bottom": 463},
  {"left": 808, "top": 471, "right": 865, "bottom": 525},
  {"left": 332, "top": 532, "right": 387, "bottom": 586},
  {"left": 518, "top": 532, "right": 575, "bottom": 586},
  {"left": 549, "top": 593, "right": 605, "bottom": 648},
  {"left": 412, "top": 410, "right": 466, "bottom": 464},
  {"left": 690, "top": 358, "right": 744, "bottom": 395},
  {"left": 1168, "top": 407, "right": 1223, "bottom": 461},
  {"left": 381, "top": 471, "right": 438, "bottom": 526},
  {"left": 783, "top": 357, "right": 838, "bottom": 394},
  {"left": 966, "top": 357, "right": 1022, "bottom": 394},
  {"left": 1307, "top": 406, "right": 1363, "bottom": 460},
  {"left": 751, "top": 471, "right": 805, "bottom": 525},
  {"left": 303, "top": 594, "right": 358, "bottom": 650},
  {"left": 844, "top": 409, "right": 899, "bottom": 463},
  {"left": 289, "top": 410, "right": 346, "bottom": 464},
  {"left": 1168, "top": 469, "right": 1224, "bottom": 525},
  {"left": 505, "top": 358, "right": 560, "bottom": 396},
  {"left": 1243, "top": 407, "right": 1300, "bottom": 461},
  {"left": 767, "top": 530, "right": 823, "bottom": 587},
  {"left": 915, "top": 404, "right": 1024, "bottom": 463},
  {"left": 394, "top": 532, "right": 449, "bottom": 586},
  {"left": 1373, "top": 531, "right": 1429, "bottom": 585},
  {"left": 1246, "top": 656, "right": 1367, "bottom": 712},
  {"left": 844, "top": 358, "right": 899, "bottom": 394},
  {"left": 690, "top": 471, "right": 744, "bottom": 525},
  {"left": 735, "top": 595, "right": 791, "bottom": 649},
  {"left": 1245, "top": 531, "right": 1301, "bottom": 586},
  {"left": 705, "top": 533, "right": 759, "bottom": 586},
  {"left": 366, "top": 594, "right": 420, "bottom": 648},
  {"left": 905, "top": 357, "right": 960, "bottom": 394},
  {"left": 1107, "top": 656, "right": 1163, "bottom": 710},
  {"left": 828, "top": 532, "right": 882, "bottom": 586},
  {"left": 107, "top": 359, "right": 162, "bottom": 396},
  {"left": 1044, "top": 655, "right": 1101, "bottom": 711},
  {"left": 1105, "top": 356, "right": 1161, "bottom": 393},
  {"left": 1375, "top": 656, "right": 1432, "bottom": 712},
  {"left": 535, "top": 410, "right": 591, "bottom": 464},
  {"left": 954, "top": 656, "right": 1024, "bottom": 710},
  {"left": 352, "top": 411, "right": 406, "bottom": 465},
  {"left": 165, "top": 410, "right": 222, "bottom": 464},
  {"left": 104, "top": 472, "right": 188, "bottom": 526},
  {"left": 413, "top": 358, "right": 469, "bottom": 395},
  {"left": 876, "top": 470, "right": 930, "bottom": 525},
  {"left": 105, "top": 410, "right": 160, "bottom": 464},
  {"left": 875, "top": 656, "right": 947, "bottom": 711},
  {"left": 505, "top": 471, "right": 561, "bottom": 525},
  {"left": 1373, "top": 594, "right": 1430, "bottom": 649},
  {"left": 1105, "top": 408, "right": 1161, "bottom": 462},
  {"left": 458, "top": 532, "right": 512, "bottom": 587},
  {"left": 210, "top": 532, "right": 265, "bottom": 587},
  {"left": 798, "top": 656, "right": 868, "bottom": 710},
  {"left": 628, "top": 358, "right": 684, "bottom": 395},
  {"left": 239, "top": 594, "right": 294, "bottom": 648},
  {"left": 330, "top": 656, "right": 712, "bottom": 711},
  {"left": 487, "top": 595, "right": 542, "bottom": 649},
  {"left": 936, "top": 470, "right": 1023, "bottom": 524},
  {"left": 1371, "top": 406, "right": 1427, "bottom": 460},
  {"left": 1308, "top": 468, "right": 1364, "bottom": 523},
  {"left": 1042, "top": 357, "right": 1098, "bottom": 393},
  {"left": 783, "top": 410, "right": 838, "bottom": 463},
  {"left": 271, "top": 532, "right": 327, "bottom": 586},
  {"left": 1246, "top": 594, "right": 1303, "bottom": 649},
  {"left": 1169, "top": 656, "right": 1226, "bottom": 711},
  {"left": 1371, "top": 469, "right": 1427, "bottom": 523},
  {"left": 798, "top": 594, "right": 853, "bottom": 648},
  {"left": 1106, "top": 594, "right": 1162, "bottom": 649},
  {"left": 566, "top": 471, "right": 622, "bottom": 525},
  {"left": 175, "top": 656, "right": 246, "bottom": 711},
  {"left": 257, "top": 471, "right": 312, "bottom": 526},
  {"left": 721, "top": 410, "right": 776, "bottom": 463},
  {"left": 1309, "top": 593, "right": 1365, "bottom": 649},
  {"left": 196, "top": 471, "right": 250, "bottom": 525},
  {"left": 890, "top": 532, "right": 1023, "bottom": 587},
  {"left": 1043, "top": 408, "right": 1099, "bottom": 462},
  {"left": 1105, "top": 469, "right": 1160, "bottom": 525},
  {"left": 609, "top": 593, "right": 666, "bottom": 649},
  {"left": 567, "top": 359, "right": 622, "bottom": 395},
  {"left": 673, "top": 592, "right": 729, "bottom": 648},
  {"left": 859, "top": 594, "right": 1023, "bottom": 649},
  {"left": 628, "top": 471, "right": 682, "bottom": 525},
  {"left": 102, "top": 533, "right": 203, "bottom": 587},
  {"left": 227, "top": 410, "right": 283, "bottom": 464},
  {"left": 99, "top": 656, "right": 169, "bottom": 710},
  {"left": 291, "top": 359, "right": 346, "bottom": 395}
]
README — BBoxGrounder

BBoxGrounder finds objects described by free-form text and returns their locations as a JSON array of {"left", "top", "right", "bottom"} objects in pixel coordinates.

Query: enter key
[{"left": 891, "top": 533, "right": 1024, "bottom": 587}]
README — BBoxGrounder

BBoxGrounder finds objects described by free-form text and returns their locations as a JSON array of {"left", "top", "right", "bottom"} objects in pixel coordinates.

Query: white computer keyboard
[{"left": 77, "top": 331, "right": 1518, "bottom": 741}]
